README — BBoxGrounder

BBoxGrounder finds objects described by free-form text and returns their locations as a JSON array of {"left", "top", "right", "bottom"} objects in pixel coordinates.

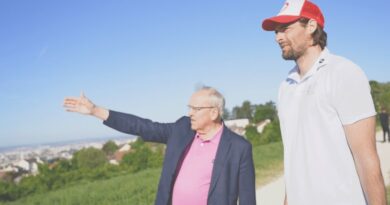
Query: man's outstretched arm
[{"left": 63, "top": 92, "right": 175, "bottom": 143}]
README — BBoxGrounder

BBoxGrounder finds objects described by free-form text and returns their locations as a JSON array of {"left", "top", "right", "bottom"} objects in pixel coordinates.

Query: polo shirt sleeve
[{"left": 330, "top": 61, "right": 376, "bottom": 125}]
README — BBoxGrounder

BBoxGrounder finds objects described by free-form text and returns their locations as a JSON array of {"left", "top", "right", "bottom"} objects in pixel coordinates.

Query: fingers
[
  {"left": 63, "top": 93, "right": 93, "bottom": 115},
  {"left": 63, "top": 97, "right": 82, "bottom": 111},
  {"left": 65, "top": 108, "right": 78, "bottom": 112},
  {"left": 63, "top": 98, "right": 79, "bottom": 105}
]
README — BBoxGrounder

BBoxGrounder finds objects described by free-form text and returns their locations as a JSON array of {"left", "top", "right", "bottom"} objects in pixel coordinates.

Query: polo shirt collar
[
  {"left": 286, "top": 47, "right": 330, "bottom": 84},
  {"left": 196, "top": 125, "right": 224, "bottom": 144}
]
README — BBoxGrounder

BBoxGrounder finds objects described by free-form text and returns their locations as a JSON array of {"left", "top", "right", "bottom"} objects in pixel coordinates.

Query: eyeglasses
[{"left": 187, "top": 105, "right": 215, "bottom": 112}]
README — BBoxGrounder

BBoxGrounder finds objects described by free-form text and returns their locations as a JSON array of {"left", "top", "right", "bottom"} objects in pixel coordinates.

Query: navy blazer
[{"left": 103, "top": 110, "right": 256, "bottom": 205}]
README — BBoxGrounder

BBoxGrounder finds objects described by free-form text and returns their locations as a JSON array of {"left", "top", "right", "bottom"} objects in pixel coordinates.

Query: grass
[
  {"left": 0, "top": 142, "right": 284, "bottom": 205},
  {"left": 388, "top": 186, "right": 390, "bottom": 205},
  {"left": 253, "top": 141, "right": 284, "bottom": 186},
  {"left": 0, "top": 169, "right": 161, "bottom": 205}
]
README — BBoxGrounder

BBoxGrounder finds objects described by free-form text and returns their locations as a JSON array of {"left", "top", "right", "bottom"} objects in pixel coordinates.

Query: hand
[{"left": 63, "top": 92, "right": 96, "bottom": 115}]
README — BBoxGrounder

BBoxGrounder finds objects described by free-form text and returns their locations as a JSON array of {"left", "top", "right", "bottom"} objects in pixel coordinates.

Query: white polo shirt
[{"left": 278, "top": 48, "right": 375, "bottom": 205}]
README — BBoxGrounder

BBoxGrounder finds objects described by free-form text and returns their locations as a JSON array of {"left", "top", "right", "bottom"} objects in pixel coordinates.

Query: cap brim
[{"left": 262, "top": 15, "right": 301, "bottom": 31}]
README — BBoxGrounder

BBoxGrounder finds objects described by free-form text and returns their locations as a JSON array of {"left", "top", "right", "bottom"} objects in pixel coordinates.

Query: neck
[
  {"left": 296, "top": 46, "right": 323, "bottom": 78},
  {"left": 197, "top": 121, "right": 223, "bottom": 140}
]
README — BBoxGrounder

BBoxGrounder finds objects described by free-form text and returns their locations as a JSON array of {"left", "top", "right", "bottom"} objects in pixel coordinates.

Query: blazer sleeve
[
  {"left": 103, "top": 110, "right": 175, "bottom": 144},
  {"left": 239, "top": 143, "right": 256, "bottom": 205}
]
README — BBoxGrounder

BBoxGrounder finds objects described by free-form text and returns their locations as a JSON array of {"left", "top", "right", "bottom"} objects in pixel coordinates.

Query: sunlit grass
[{"left": 252, "top": 141, "right": 284, "bottom": 186}]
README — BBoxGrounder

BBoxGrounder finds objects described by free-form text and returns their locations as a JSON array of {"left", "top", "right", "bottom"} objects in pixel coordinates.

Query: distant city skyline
[
  {"left": 1, "top": 0, "right": 389, "bottom": 147},
  {"left": 0, "top": 135, "right": 135, "bottom": 150}
]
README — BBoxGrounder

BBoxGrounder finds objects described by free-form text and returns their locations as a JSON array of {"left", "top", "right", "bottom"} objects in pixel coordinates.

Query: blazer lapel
[
  {"left": 172, "top": 127, "right": 196, "bottom": 177},
  {"left": 208, "top": 126, "right": 232, "bottom": 196}
]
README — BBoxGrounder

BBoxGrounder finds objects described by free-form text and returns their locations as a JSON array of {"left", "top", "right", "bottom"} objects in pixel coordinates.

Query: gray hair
[{"left": 197, "top": 86, "right": 225, "bottom": 119}]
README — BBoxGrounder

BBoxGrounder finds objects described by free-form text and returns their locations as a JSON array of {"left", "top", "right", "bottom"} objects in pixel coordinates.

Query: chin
[{"left": 190, "top": 124, "right": 197, "bottom": 131}]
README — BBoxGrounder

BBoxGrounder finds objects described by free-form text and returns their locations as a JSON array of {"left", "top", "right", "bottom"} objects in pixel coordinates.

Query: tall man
[
  {"left": 63, "top": 87, "right": 256, "bottom": 205},
  {"left": 261, "top": 0, "right": 386, "bottom": 204}
]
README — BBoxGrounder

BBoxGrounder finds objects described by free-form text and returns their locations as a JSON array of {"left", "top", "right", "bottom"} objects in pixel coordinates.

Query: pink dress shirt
[{"left": 172, "top": 126, "right": 223, "bottom": 205}]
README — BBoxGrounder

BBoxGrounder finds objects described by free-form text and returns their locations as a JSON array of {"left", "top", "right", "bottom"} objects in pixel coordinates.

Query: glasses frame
[{"left": 187, "top": 105, "right": 216, "bottom": 112}]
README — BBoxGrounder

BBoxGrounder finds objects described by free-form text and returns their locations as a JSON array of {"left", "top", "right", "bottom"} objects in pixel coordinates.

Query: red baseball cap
[{"left": 262, "top": 0, "right": 325, "bottom": 31}]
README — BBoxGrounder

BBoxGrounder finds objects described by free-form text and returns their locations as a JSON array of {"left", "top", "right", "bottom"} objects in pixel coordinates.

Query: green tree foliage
[
  {"left": 36, "top": 164, "right": 56, "bottom": 191},
  {"left": 245, "top": 125, "right": 262, "bottom": 146},
  {"left": 102, "top": 140, "right": 119, "bottom": 156},
  {"left": 72, "top": 148, "right": 107, "bottom": 170},
  {"left": 0, "top": 139, "right": 165, "bottom": 203},
  {"left": 245, "top": 120, "right": 282, "bottom": 146},
  {"left": 232, "top": 100, "right": 253, "bottom": 119},
  {"left": 370, "top": 81, "right": 390, "bottom": 112},
  {"left": 131, "top": 138, "right": 145, "bottom": 150},
  {"left": 121, "top": 139, "right": 164, "bottom": 173},
  {"left": 253, "top": 101, "right": 277, "bottom": 123},
  {"left": 54, "top": 159, "right": 73, "bottom": 173},
  {"left": 122, "top": 147, "right": 152, "bottom": 172},
  {"left": 0, "top": 180, "right": 13, "bottom": 201},
  {"left": 259, "top": 120, "right": 282, "bottom": 144}
]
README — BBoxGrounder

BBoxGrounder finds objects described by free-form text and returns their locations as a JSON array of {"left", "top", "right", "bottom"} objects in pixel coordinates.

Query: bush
[
  {"left": 72, "top": 148, "right": 107, "bottom": 170},
  {"left": 245, "top": 120, "right": 282, "bottom": 146},
  {"left": 102, "top": 141, "right": 119, "bottom": 156},
  {"left": 245, "top": 125, "right": 262, "bottom": 146},
  {"left": 259, "top": 120, "right": 282, "bottom": 144},
  {"left": 253, "top": 101, "right": 277, "bottom": 123}
]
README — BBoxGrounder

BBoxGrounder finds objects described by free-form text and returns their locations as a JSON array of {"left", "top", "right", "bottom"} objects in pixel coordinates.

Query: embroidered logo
[{"left": 280, "top": 2, "right": 290, "bottom": 13}]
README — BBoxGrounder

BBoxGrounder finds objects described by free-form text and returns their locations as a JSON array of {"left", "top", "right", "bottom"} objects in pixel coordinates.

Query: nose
[{"left": 188, "top": 108, "right": 194, "bottom": 117}]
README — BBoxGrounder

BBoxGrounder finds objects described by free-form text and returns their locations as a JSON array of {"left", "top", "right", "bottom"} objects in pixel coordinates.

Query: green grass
[
  {"left": 0, "top": 169, "right": 161, "bottom": 205},
  {"left": 387, "top": 186, "right": 390, "bottom": 205},
  {"left": 252, "top": 141, "right": 284, "bottom": 186},
  {"left": 0, "top": 142, "right": 284, "bottom": 205}
]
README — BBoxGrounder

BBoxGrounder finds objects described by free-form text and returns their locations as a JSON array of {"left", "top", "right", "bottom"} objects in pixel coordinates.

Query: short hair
[
  {"left": 298, "top": 18, "right": 327, "bottom": 50},
  {"left": 197, "top": 86, "right": 225, "bottom": 120}
]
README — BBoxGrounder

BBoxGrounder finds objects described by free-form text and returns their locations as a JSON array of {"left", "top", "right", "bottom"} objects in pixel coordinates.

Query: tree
[
  {"left": 122, "top": 146, "right": 152, "bottom": 172},
  {"left": 232, "top": 101, "right": 253, "bottom": 119},
  {"left": 102, "top": 140, "right": 119, "bottom": 156},
  {"left": 131, "top": 138, "right": 146, "bottom": 150},
  {"left": 54, "top": 159, "right": 73, "bottom": 173},
  {"left": 259, "top": 119, "right": 282, "bottom": 144},
  {"left": 370, "top": 81, "right": 390, "bottom": 126},
  {"left": 245, "top": 125, "right": 262, "bottom": 146},
  {"left": 72, "top": 147, "right": 107, "bottom": 170},
  {"left": 245, "top": 119, "right": 282, "bottom": 146},
  {"left": 253, "top": 101, "right": 277, "bottom": 123}
]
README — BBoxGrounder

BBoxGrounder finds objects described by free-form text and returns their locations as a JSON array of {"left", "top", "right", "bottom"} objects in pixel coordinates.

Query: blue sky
[{"left": 1, "top": 0, "right": 389, "bottom": 147}]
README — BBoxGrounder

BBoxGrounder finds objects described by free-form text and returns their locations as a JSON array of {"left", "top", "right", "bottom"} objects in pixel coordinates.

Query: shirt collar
[
  {"left": 285, "top": 47, "right": 330, "bottom": 84},
  {"left": 196, "top": 125, "right": 224, "bottom": 144}
]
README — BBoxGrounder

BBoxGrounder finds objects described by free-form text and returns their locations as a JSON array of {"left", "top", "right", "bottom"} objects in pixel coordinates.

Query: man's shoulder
[
  {"left": 174, "top": 116, "right": 191, "bottom": 127},
  {"left": 223, "top": 127, "right": 252, "bottom": 147},
  {"left": 325, "top": 52, "right": 362, "bottom": 73},
  {"left": 175, "top": 116, "right": 190, "bottom": 122},
  {"left": 318, "top": 51, "right": 370, "bottom": 86}
]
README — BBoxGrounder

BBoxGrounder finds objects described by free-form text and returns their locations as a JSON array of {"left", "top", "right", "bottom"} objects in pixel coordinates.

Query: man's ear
[
  {"left": 211, "top": 109, "right": 219, "bottom": 121},
  {"left": 307, "top": 19, "right": 318, "bottom": 34}
]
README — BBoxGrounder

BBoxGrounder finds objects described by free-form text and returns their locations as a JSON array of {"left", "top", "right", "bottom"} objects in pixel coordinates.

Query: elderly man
[
  {"left": 63, "top": 87, "right": 256, "bottom": 205},
  {"left": 261, "top": 0, "right": 386, "bottom": 204}
]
